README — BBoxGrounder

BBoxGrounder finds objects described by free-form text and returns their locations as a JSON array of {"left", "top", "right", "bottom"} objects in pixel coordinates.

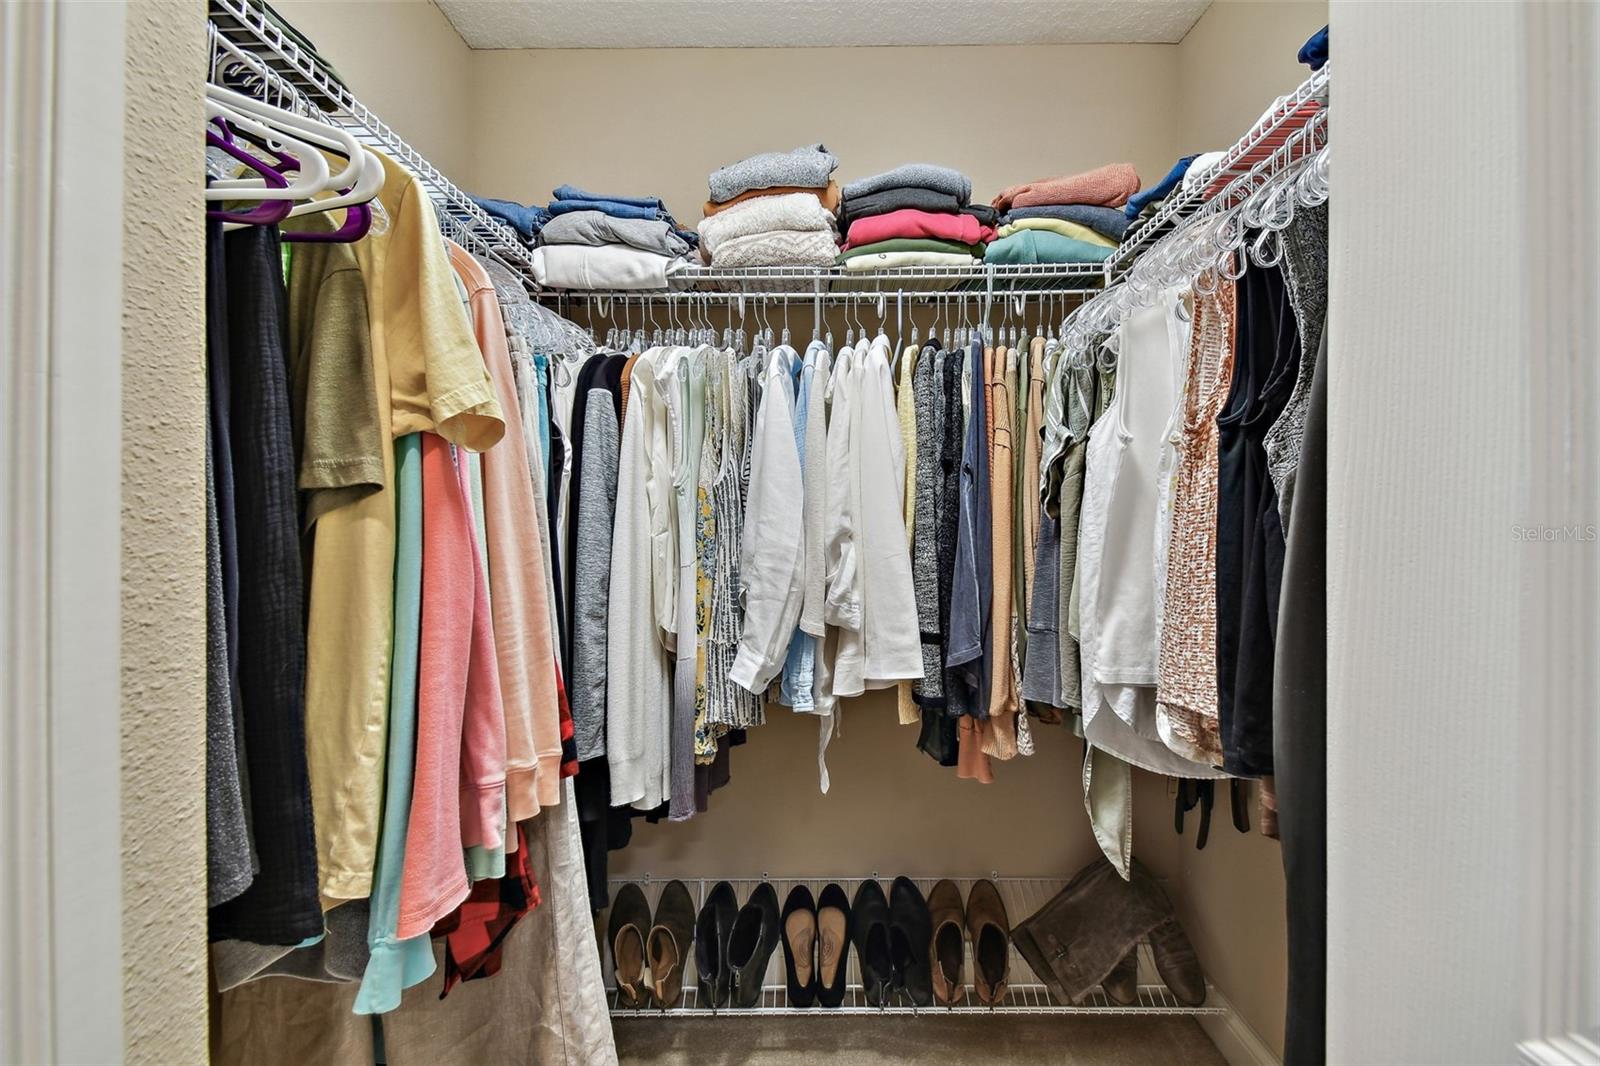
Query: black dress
[{"left": 1216, "top": 255, "right": 1300, "bottom": 778}]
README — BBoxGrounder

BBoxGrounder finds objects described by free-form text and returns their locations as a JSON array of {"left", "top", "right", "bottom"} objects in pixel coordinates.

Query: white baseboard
[{"left": 1198, "top": 986, "right": 1280, "bottom": 1066}]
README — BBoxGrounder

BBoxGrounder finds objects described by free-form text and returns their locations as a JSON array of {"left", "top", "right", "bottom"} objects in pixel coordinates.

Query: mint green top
[
  {"left": 354, "top": 434, "right": 437, "bottom": 1014},
  {"left": 984, "top": 230, "right": 1113, "bottom": 266}
]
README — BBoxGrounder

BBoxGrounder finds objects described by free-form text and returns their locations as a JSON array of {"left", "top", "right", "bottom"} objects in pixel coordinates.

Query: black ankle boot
[
  {"left": 851, "top": 880, "right": 893, "bottom": 1007},
  {"left": 694, "top": 881, "right": 738, "bottom": 1008},
  {"left": 727, "top": 883, "right": 780, "bottom": 1009},
  {"left": 889, "top": 876, "right": 933, "bottom": 1007}
]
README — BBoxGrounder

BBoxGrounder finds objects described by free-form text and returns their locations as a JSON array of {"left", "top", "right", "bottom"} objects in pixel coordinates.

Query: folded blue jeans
[
  {"left": 547, "top": 198, "right": 665, "bottom": 222},
  {"left": 552, "top": 184, "right": 663, "bottom": 210},
  {"left": 471, "top": 195, "right": 551, "bottom": 240}
]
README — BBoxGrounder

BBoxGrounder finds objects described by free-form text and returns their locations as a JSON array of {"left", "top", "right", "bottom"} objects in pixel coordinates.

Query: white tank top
[{"left": 1079, "top": 289, "right": 1222, "bottom": 780}]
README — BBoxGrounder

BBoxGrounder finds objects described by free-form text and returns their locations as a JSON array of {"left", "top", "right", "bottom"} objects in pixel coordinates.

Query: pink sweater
[
  {"left": 991, "top": 163, "right": 1141, "bottom": 212},
  {"left": 448, "top": 243, "right": 563, "bottom": 820},
  {"left": 396, "top": 434, "right": 507, "bottom": 939},
  {"left": 842, "top": 208, "right": 994, "bottom": 250}
]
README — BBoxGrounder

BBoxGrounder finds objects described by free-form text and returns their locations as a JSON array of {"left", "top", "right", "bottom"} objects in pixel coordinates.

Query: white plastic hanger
[
  {"left": 204, "top": 98, "right": 329, "bottom": 202},
  {"left": 208, "top": 83, "right": 364, "bottom": 191}
]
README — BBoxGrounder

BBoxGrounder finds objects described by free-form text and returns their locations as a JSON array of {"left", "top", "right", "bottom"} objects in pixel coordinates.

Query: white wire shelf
[
  {"left": 1105, "top": 62, "right": 1330, "bottom": 281},
  {"left": 207, "top": 0, "right": 540, "bottom": 284},
  {"left": 603, "top": 875, "right": 1226, "bottom": 1019},
  {"left": 533, "top": 262, "right": 1107, "bottom": 303}
]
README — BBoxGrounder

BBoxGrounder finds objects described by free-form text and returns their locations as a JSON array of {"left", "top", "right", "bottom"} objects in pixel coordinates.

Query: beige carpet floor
[{"left": 612, "top": 1015, "right": 1226, "bottom": 1065}]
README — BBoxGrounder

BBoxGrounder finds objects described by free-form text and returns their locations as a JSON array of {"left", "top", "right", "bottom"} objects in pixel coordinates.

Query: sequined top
[{"left": 1156, "top": 278, "right": 1237, "bottom": 765}]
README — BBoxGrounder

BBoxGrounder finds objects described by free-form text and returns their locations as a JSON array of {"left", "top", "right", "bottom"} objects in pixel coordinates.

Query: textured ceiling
[{"left": 434, "top": 0, "right": 1213, "bottom": 50}]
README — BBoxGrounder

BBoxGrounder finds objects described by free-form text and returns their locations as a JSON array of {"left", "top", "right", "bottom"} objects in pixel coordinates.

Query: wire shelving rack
[{"left": 603, "top": 876, "right": 1225, "bottom": 1019}]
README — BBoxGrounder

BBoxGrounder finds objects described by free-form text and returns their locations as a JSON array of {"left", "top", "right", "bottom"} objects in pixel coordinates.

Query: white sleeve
[
  {"left": 798, "top": 353, "right": 831, "bottom": 638},
  {"left": 823, "top": 360, "right": 860, "bottom": 630},
  {"left": 729, "top": 374, "right": 806, "bottom": 693},
  {"left": 643, "top": 368, "right": 677, "bottom": 648}
]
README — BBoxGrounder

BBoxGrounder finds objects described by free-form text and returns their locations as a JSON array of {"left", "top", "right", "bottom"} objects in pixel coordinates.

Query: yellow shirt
[
  {"left": 299, "top": 150, "right": 504, "bottom": 905},
  {"left": 996, "top": 216, "right": 1117, "bottom": 249},
  {"left": 370, "top": 152, "right": 505, "bottom": 449}
]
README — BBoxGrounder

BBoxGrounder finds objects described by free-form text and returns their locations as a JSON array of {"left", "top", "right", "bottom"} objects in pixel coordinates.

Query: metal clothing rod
[{"left": 532, "top": 288, "right": 1101, "bottom": 303}]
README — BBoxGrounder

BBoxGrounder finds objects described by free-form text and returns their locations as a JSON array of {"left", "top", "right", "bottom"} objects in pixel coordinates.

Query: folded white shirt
[{"left": 530, "top": 244, "right": 683, "bottom": 290}]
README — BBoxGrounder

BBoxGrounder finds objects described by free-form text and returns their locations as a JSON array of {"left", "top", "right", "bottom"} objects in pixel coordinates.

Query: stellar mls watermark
[{"left": 1511, "top": 524, "right": 1599, "bottom": 543}]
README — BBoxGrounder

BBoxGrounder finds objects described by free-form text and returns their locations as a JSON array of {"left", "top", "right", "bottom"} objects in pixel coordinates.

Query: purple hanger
[
  {"left": 211, "top": 116, "right": 303, "bottom": 172},
  {"left": 283, "top": 196, "right": 372, "bottom": 243},
  {"left": 206, "top": 127, "right": 293, "bottom": 226}
]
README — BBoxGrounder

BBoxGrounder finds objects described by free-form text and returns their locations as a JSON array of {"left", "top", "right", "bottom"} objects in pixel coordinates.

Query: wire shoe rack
[{"left": 603, "top": 876, "right": 1225, "bottom": 1018}]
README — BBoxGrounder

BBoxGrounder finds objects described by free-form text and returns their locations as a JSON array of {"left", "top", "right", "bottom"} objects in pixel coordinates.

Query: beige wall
[
  {"left": 272, "top": 0, "right": 477, "bottom": 180},
  {"left": 469, "top": 43, "right": 1182, "bottom": 219},
  {"left": 1180, "top": 0, "right": 1327, "bottom": 153},
  {"left": 614, "top": 694, "right": 1179, "bottom": 881},
  {"left": 121, "top": 1, "right": 209, "bottom": 1062}
]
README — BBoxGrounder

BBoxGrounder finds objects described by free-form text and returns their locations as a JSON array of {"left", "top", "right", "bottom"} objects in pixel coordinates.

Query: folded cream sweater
[
  {"left": 710, "top": 228, "right": 840, "bottom": 269},
  {"left": 697, "top": 192, "right": 839, "bottom": 256}
]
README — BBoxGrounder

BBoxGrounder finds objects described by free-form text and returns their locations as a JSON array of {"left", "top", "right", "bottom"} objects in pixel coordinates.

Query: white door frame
[
  {"left": 1330, "top": 2, "right": 1600, "bottom": 1062},
  {"left": 0, "top": 1, "right": 127, "bottom": 1062},
  {"left": 1515, "top": 2, "right": 1600, "bottom": 1060}
]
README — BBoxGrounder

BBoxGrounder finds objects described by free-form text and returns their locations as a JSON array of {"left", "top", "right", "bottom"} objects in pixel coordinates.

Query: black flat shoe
[
  {"left": 607, "top": 883, "right": 652, "bottom": 1008},
  {"left": 648, "top": 880, "right": 696, "bottom": 1009},
  {"left": 694, "top": 880, "right": 738, "bottom": 1008},
  {"left": 815, "top": 883, "right": 852, "bottom": 1008},
  {"left": 781, "top": 885, "right": 819, "bottom": 1008},
  {"left": 727, "top": 882, "right": 780, "bottom": 1008},
  {"left": 889, "top": 876, "right": 934, "bottom": 1007},
  {"left": 851, "top": 880, "right": 893, "bottom": 1007}
]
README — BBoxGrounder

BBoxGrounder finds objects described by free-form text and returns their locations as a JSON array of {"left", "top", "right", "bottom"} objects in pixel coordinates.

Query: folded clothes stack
[
  {"left": 837, "top": 163, "right": 994, "bottom": 271},
  {"left": 528, "top": 183, "right": 692, "bottom": 290},
  {"left": 699, "top": 144, "right": 841, "bottom": 267},
  {"left": 987, "top": 162, "right": 1140, "bottom": 265}
]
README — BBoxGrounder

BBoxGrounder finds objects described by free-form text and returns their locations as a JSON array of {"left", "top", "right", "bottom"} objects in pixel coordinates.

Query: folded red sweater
[{"left": 842, "top": 208, "right": 994, "bottom": 250}]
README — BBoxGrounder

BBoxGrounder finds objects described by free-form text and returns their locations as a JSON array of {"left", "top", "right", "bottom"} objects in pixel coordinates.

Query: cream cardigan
[{"left": 606, "top": 352, "right": 673, "bottom": 810}]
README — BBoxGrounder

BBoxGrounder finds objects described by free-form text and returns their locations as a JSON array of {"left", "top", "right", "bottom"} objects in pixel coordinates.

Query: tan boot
[
  {"left": 965, "top": 879, "right": 1011, "bottom": 1006},
  {"left": 927, "top": 879, "right": 967, "bottom": 1006}
]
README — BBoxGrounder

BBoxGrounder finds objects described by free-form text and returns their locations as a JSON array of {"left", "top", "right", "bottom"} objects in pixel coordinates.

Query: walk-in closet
[{"left": 12, "top": 2, "right": 1597, "bottom": 1066}]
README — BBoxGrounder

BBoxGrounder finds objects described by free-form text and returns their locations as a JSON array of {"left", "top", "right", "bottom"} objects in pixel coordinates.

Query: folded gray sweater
[
  {"left": 538, "top": 210, "right": 690, "bottom": 257},
  {"left": 842, "top": 163, "right": 971, "bottom": 204},
  {"left": 708, "top": 143, "right": 838, "bottom": 203}
]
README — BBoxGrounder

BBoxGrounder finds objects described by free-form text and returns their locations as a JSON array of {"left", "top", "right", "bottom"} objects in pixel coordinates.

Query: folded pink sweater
[
  {"left": 842, "top": 208, "right": 994, "bottom": 250},
  {"left": 991, "top": 163, "right": 1141, "bottom": 212}
]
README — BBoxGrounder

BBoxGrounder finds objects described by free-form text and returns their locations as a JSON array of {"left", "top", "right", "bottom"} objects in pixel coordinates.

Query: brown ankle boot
[
  {"left": 965, "top": 879, "right": 1011, "bottom": 1006},
  {"left": 927, "top": 879, "right": 966, "bottom": 1006}
]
